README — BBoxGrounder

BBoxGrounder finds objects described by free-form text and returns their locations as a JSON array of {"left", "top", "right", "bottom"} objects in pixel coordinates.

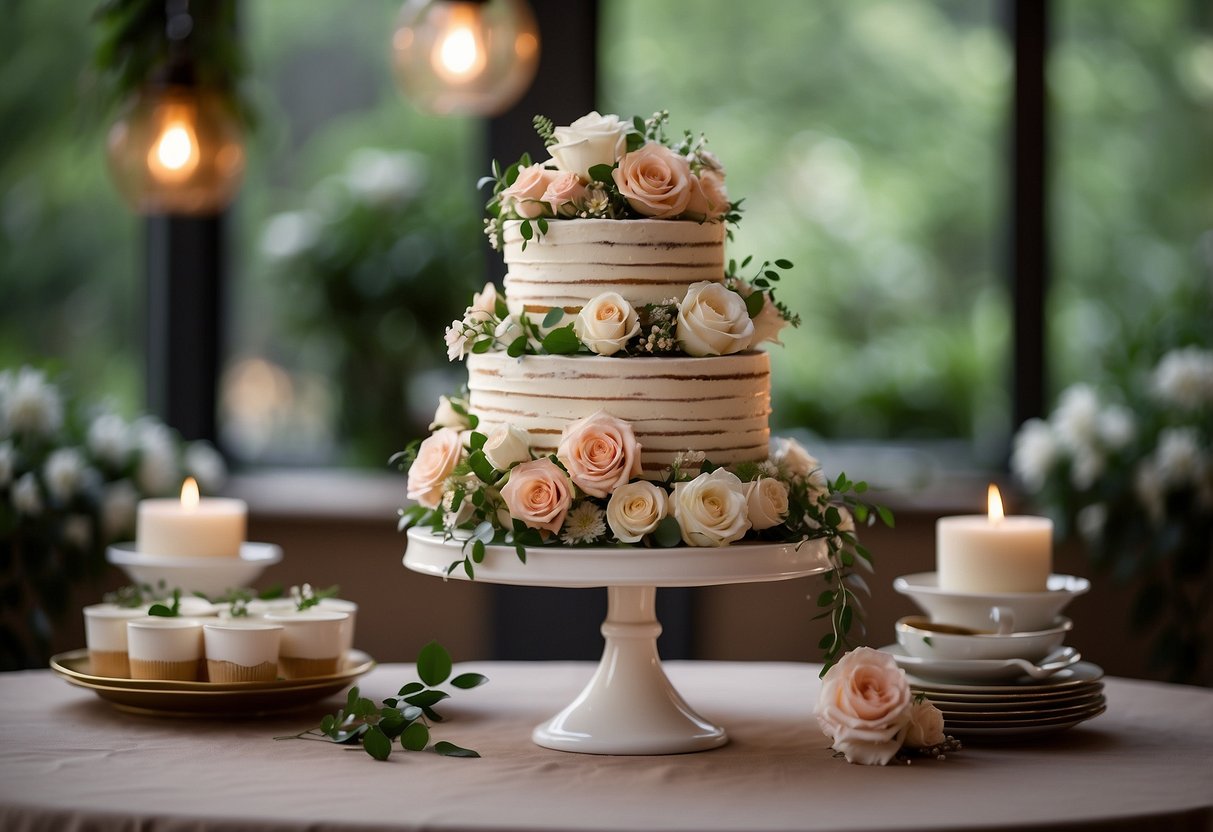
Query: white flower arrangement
[
  {"left": 1011, "top": 346, "right": 1213, "bottom": 684},
  {"left": 0, "top": 366, "right": 225, "bottom": 669}
]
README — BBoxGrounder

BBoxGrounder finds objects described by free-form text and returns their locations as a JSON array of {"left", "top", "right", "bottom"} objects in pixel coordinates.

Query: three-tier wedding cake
[{"left": 400, "top": 111, "right": 854, "bottom": 563}]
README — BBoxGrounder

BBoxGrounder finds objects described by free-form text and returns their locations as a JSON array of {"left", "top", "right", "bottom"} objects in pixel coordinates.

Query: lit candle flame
[
  {"left": 180, "top": 477, "right": 200, "bottom": 510},
  {"left": 987, "top": 483, "right": 1004, "bottom": 523}
]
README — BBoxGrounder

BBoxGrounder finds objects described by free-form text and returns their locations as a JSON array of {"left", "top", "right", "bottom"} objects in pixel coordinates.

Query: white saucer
[
  {"left": 106, "top": 542, "right": 283, "bottom": 596},
  {"left": 906, "top": 660, "right": 1105, "bottom": 695},
  {"left": 893, "top": 572, "right": 1090, "bottom": 633},
  {"left": 880, "top": 644, "right": 1081, "bottom": 683}
]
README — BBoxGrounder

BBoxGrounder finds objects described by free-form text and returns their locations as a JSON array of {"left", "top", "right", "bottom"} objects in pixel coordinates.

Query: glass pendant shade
[
  {"left": 392, "top": 0, "right": 540, "bottom": 116},
  {"left": 106, "top": 85, "right": 246, "bottom": 215}
]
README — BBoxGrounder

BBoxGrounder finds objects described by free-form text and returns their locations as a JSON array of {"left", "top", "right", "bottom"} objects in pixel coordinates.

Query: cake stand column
[{"left": 531, "top": 585, "right": 728, "bottom": 755}]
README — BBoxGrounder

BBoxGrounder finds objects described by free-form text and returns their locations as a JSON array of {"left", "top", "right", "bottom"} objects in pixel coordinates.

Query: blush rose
[
  {"left": 612, "top": 142, "right": 693, "bottom": 219},
  {"left": 500, "top": 458, "right": 573, "bottom": 534},
  {"left": 406, "top": 428, "right": 463, "bottom": 509},
  {"left": 500, "top": 164, "right": 559, "bottom": 219},
  {"left": 556, "top": 411, "right": 642, "bottom": 498},
  {"left": 815, "top": 647, "right": 913, "bottom": 765}
]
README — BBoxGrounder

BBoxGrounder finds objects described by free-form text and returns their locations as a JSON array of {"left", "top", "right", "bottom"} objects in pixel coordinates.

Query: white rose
[
  {"left": 745, "top": 477, "right": 789, "bottom": 531},
  {"left": 468, "top": 282, "right": 500, "bottom": 321},
  {"left": 675, "top": 282, "right": 754, "bottom": 357},
  {"left": 430, "top": 395, "right": 472, "bottom": 432},
  {"left": 574, "top": 292, "right": 640, "bottom": 357},
  {"left": 483, "top": 423, "right": 532, "bottom": 471},
  {"left": 548, "top": 111, "right": 629, "bottom": 180},
  {"left": 770, "top": 437, "right": 828, "bottom": 496},
  {"left": 815, "top": 647, "right": 913, "bottom": 766},
  {"left": 43, "top": 448, "right": 89, "bottom": 503},
  {"left": 671, "top": 468, "right": 750, "bottom": 547},
  {"left": 902, "top": 699, "right": 946, "bottom": 749},
  {"left": 746, "top": 292, "right": 789, "bottom": 349},
  {"left": 606, "top": 480, "right": 669, "bottom": 543}
]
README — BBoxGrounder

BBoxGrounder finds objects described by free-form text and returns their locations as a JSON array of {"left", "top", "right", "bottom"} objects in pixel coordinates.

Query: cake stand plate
[
  {"left": 404, "top": 528, "right": 831, "bottom": 755},
  {"left": 107, "top": 542, "right": 283, "bottom": 596}
]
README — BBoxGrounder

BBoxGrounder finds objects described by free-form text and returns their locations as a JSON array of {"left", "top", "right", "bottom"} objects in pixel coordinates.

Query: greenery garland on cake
[{"left": 397, "top": 111, "right": 892, "bottom": 671}]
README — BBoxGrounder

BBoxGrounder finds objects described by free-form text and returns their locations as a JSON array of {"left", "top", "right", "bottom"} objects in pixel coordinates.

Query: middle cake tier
[{"left": 466, "top": 351, "right": 771, "bottom": 477}]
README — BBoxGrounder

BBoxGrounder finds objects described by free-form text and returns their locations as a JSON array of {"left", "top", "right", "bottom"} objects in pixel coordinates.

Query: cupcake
[
  {"left": 126, "top": 617, "right": 204, "bottom": 681},
  {"left": 83, "top": 604, "right": 148, "bottom": 678},
  {"left": 264, "top": 610, "right": 349, "bottom": 679},
  {"left": 203, "top": 620, "right": 283, "bottom": 682},
  {"left": 317, "top": 598, "right": 358, "bottom": 656}
]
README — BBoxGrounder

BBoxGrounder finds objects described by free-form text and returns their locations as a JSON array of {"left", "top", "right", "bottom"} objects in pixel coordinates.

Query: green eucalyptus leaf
[
  {"left": 541, "top": 307, "right": 565, "bottom": 328},
  {"left": 541, "top": 324, "right": 580, "bottom": 355},
  {"left": 417, "top": 641, "right": 453, "bottom": 686},
  {"left": 363, "top": 726, "right": 392, "bottom": 761},
  {"left": 587, "top": 163, "right": 614, "bottom": 183},
  {"left": 450, "top": 672, "right": 489, "bottom": 689},
  {"left": 401, "top": 721, "right": 430, "bottom": 752},
  {"left": 433, "top": 741, "right": 480, "bottom": 758},
  {"left": 653, "top": 516, "right": 683, "bottom": 548},
  {"left": 507, "top": 335, "right": 528, "bottom": 358},
  {"left": 404, "top": 689, "right": 451, "bottom": 708},
  {"left": 774, "top": 258, "right": 794, "bottom": 269},
  {"left": 744, "top": 291, "right": 765, "bottom": 319},
  {"left": 469, "top": 431, "right": 488, "bottom": 451},
  {"left": 468, "top": 450, "right": 496, "bottom": 484}
]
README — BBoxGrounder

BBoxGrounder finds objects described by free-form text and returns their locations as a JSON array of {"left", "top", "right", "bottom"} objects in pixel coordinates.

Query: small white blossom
[
  {"left": 1076, "top": 502, "right": 1107, "bottom": 543},
  {"left": 445, "top": 320, "right": 475, "bottom": 362},
  {"left": 43, "top": 447, "right": 90, "bottom": 503},
  {"left": 757, "top": 460, "right": 779, "bottom": 478},
  {"left": 12, "top": 472, "right": 42, "bottom": 516},
  {"left": 87, "top": 412, "right": 132, "bottom": 469},
  {"left": 1153, "top": 427, "right": 1204, "bottom": 490},
  {"left": 2, "top": 367, "right": 64, "bottom": 439},
  {"left": 1011, "top": 418, "right": 1059, "bottom": 492},
  {"left": 1152, "top": 346, "right": 1213, "bottom": 411},
  {"left": 1051, "top": 384, "right": 1102, "bottom": 451},
  {"left": 560, "top": 502, "right": 607, "bottom": 545},
  {"left": 1069, "top": 445, "right": 1105, "bottom": 491},
  {"left": 134, "top": 419, "right": 179, "bottom": 496},
  {"left": 1097, "top": 405, "right": 1136, "bottom": 451}
]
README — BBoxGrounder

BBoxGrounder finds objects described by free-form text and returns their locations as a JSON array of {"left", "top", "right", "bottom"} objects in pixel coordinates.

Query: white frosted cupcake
[
  {"left": 126, "top": 617, "right": 205, "bottom": 681},
  {"left": 317, "top": 598, "right": 358, "bottom": 656},
  {"left": 238, "top": 598, "right": 296, "bottom": 619},
  {"left": 264, "top": 610, "right": 349, "bottom": 679},
  {"left": 203, "top": 621, "right": 283, "bottom": 682},
  {"left": 83, "top": 604, "right": 149, "bottom": 678}
]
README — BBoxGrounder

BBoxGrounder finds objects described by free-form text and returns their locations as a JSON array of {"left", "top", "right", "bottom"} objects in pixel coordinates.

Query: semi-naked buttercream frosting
[
  {"left": 503, "top": 218, "right": 725, "bottom": 314},
  {"left": 467, "top": 351, "right": 770, "bottom": 475}
]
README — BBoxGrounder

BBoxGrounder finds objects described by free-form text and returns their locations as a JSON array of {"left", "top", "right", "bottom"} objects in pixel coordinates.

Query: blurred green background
[{"left": 2, "top": 1, "right": 1210, "bottom": 470}]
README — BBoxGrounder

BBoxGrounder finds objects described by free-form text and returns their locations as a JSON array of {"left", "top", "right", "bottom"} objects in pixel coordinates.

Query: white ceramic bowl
[
  {"left": 106, "top": 542, "right": 282, "bottom": 597},
  {"left": 893, "top": 572, "right": 1089, "bottom": 632},
  {"left": 896, "top": 615, "right": 1072, "bottom": 662}
]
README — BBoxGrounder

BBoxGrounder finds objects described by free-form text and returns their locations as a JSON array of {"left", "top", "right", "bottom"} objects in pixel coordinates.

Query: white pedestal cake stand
[{"left": 404, "top": 527, "right": 831, "bottom": 756}]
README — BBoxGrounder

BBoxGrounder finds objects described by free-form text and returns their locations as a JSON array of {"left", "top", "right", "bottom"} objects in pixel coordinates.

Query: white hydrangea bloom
[
  {"left": 1069, "top": 445, "right": 1105, "bottom": 491},
  {"left": 43, "top": 447, "right": 90, "bottom": 503},
  {"left": 1051, "top": 384, "right": 1102, "bottom": 451},
  {"left": 101, "top": 479, "right": 139, "bottom": 539},
  {"left": 1010, "top": 418, "right": 1059, "bottom": 492},
  {"left": 1134, "top": 461, "right": 1165, "bottom": 524},
  {"left": 1097, "top": 405, "right": 1136, "bottom": 451},
  {"left": 12, "top": 472, "right": 43, "bottom": 516},
  {"left": 1153, "top": 427, "right": 1204, "bottom": 490},
  {"left": 1152, "top": 346, "right": 1213, "bottom": 411},
  {"left": 2, "top": 367, "right": 64, "bottom": 439},
  {"left": 87, "top": 412, "right": 133, "bottom": 469}
]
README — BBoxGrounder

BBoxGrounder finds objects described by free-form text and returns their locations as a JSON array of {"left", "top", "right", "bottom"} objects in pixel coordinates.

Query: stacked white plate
[{"left": 905, "top": 661, "right": 1107, "bottom": 738}]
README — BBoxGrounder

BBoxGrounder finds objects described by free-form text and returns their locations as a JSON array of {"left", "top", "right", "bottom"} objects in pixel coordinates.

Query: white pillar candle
[
  {"left": 136, "top": 477, "right": 247, "bottom": 558},
  {"left": 936, "top": 485, "right": 1052, "bottom": 593}
]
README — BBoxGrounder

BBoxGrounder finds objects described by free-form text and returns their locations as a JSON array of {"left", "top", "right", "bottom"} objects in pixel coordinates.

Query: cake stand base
[{"left": 532, "top": 586, "right": 726, "bottom": 755}]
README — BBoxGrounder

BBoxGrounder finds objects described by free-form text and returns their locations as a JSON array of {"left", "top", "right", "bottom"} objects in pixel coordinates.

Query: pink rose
[
  {"left": 611, "top": 143, "right": 692, "bottom": 219},
  {"left": 815, "top": 647, "right": 913, "bottom": 765},
  {"left": 500, "top": 458, "right": 574, "bottom": 534},
  {"left": 542, "top": 171, "right": 588, "bottom": 218},
  {"left": 903, "top": 699, "right": 946, "bottom": 749},
  {"left": 556, "top": 410, "right": 642, "bottom": 498},
  {"left": 500, "top": 164, "right": 559, "bottom": 219},
  {"left": 406, "top": 428, "right": 463, "bottom": 509},
  {"left": 684, "top": 170, "right": 728, "bottom": 221}
]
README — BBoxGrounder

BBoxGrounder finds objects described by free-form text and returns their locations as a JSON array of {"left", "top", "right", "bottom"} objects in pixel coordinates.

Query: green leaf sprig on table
[{"left": 277, "top": 641, "right": 487, "bottom": 762}]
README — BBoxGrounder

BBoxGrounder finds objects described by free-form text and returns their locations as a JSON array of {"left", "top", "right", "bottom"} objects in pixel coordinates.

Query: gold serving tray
[{"left": 50, "top": 649, "right": 375, "bottom": 717}]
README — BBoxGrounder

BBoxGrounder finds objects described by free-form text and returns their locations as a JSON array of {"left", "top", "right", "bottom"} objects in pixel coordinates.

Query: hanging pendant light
[
  {"left": 106, "top": 81, "right": 246, "bottom": 215},
  {"left": 392, "top": 0, "right": 540, "bottom": 116}
]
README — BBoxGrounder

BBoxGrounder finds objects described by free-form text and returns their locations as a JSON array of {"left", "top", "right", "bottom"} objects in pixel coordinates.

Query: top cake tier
[{"left": 502, "top": 218, "right": 726, "bottom": 315}]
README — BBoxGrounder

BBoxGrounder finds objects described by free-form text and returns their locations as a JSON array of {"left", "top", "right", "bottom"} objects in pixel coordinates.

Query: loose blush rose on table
[{"left": 815, "top": 647, "right": 956, "bottom": 765}]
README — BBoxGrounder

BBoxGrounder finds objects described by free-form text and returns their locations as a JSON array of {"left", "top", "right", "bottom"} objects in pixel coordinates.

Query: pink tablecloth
[{"left": 0, "top": 661, "right": 1210, "bottom": 831}]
